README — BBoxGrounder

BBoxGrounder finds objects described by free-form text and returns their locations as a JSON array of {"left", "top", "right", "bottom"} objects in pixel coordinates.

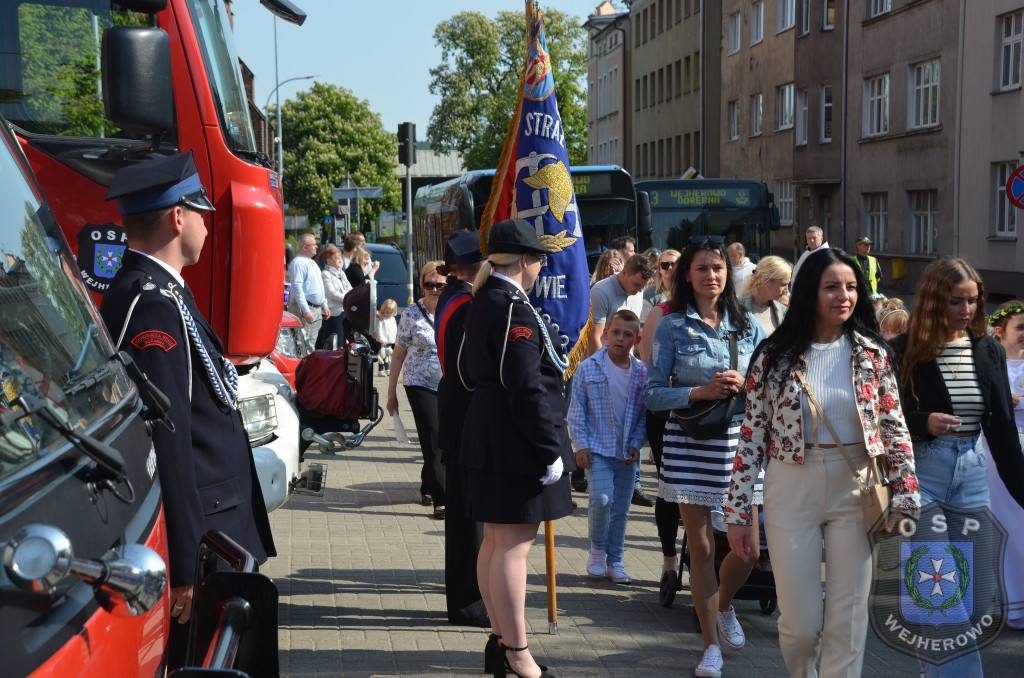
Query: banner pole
[{"left": 545, "top": 519, "right": 557, "bottom": 634}]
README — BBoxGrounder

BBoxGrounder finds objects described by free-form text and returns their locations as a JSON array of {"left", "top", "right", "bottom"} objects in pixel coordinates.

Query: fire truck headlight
[{"left": 238, "top": 393, "right": 278, "bottom": 446}]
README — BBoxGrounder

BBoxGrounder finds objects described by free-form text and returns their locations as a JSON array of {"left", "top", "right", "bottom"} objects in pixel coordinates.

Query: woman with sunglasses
[
  {"left": 644, "top": 235, "right": 767, "bottom": 678},
  {"left": 387, "top": 261, "right": 448, "bottom": 519},
  {"left": 641, "top": 249, "right": 681, "bottom": 324}
]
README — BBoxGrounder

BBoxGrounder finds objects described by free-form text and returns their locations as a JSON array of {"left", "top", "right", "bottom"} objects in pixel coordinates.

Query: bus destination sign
[
  {"left": 572, "top": 173, "right": 612, "bottom": 196},
  {"left": 650, "top": 187, "right": 756, "bottom": 209}
]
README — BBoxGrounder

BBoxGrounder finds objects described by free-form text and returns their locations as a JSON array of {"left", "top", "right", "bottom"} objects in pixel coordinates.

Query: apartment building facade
[
  {"left": 585, "top": 2, "right": 631, "bottom": 170},
  {"left": 629, "top": 0, "right": 721, "bottom": 181},
  {"left": 720, "top": 0, "right": 797, "bottom": 257},
  {"left": 957, "top": 1, "right": 1024, "bottom": 296}
]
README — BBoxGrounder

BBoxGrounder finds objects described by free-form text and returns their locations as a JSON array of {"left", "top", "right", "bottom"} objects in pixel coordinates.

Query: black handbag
[{"left": 669, "top": 332, "right": 741, "bottom": 439}]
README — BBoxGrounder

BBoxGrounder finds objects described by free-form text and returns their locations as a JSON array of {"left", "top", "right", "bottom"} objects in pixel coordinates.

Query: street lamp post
[{"left": 265, "top": 17, "right": 316, "bottom": 184}]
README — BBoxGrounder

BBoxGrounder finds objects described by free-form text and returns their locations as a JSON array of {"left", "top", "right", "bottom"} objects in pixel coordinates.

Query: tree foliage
[
  {"left": 280, "top": 82, "right": 401, "bottom": 229},
  {"left": 427, "top": 7, "right": 587, "bottom": 171}
]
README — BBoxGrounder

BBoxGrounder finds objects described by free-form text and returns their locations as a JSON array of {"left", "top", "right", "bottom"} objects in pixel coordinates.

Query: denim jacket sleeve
[
  {"left": 643, "top": 316, "right": 695, "bottom": 411},
  {"left": 627, "top": 359, "right": 648, "bottom": 450}
]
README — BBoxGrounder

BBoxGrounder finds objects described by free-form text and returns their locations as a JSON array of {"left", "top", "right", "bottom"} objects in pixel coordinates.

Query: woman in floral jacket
[{"left": 725, "top": 248, "right": 920, "bottom": 678}]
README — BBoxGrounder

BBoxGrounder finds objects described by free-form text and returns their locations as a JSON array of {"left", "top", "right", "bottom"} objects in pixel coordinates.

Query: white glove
[{"left": 539, "top": 456, "right": 564, "bottom": 486}]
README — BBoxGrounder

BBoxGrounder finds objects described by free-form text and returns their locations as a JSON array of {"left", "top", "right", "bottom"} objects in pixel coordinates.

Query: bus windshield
[
  {"left": 186, "top": 0, "right": 257, "bottom": 153},
  {"left": 572, "top": 167, "right": 636, "bottom": 272},
  {"left": 640, "top": 181, "right": 772, "bottom": 259},
  {"left": 0, "top": 129, "right": 132, "bottom": 480},
  {"left": 0, "top": 1, "right": 149, "bottom": 137}
]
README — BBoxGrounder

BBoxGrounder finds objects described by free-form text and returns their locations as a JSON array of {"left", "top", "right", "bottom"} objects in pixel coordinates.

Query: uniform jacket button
[{"left": 214, "top": 500, "right": 220, "bottom": 508}]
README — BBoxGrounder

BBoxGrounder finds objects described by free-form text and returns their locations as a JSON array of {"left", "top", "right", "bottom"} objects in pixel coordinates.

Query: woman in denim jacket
[
  {"left": 644, "top": 236, "right": 766, "bottom": 678},
  {"left": 725, "top": 248, "right": 920, "bottom": 678}
]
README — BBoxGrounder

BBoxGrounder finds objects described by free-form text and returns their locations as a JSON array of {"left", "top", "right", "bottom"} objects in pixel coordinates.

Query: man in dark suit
[
  {"left": 434, "top": 231, "right": 488, "bottom": 627},
  {"left": 100, "top": 152, "right": 275, "bottom": 668}
]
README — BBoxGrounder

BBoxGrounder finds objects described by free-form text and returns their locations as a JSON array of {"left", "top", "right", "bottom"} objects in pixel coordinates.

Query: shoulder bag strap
[
  {"left": 728, "top": 331, "right": 738, "bottom": 370},
  {"left": 795, "top": 369, "right": 874, "bottom": 492}
]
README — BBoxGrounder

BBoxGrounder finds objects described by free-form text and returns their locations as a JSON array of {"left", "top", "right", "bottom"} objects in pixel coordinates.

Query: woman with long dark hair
[
  {"left": 644, "top": 236, "right": 767, "bottom": 678},
  {"left": 892, "top": 258, "right": 1024, "bottom": 677},
  {"left": 726, "top": 248, "right": 919, "bottom": 677}
]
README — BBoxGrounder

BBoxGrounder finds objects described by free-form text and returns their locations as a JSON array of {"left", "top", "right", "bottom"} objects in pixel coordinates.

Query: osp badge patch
[
  {"left": 76, "top": 222, "right": 128, "bottom": 293},
  {"left": 869, "top": 500, "right": 1007, "bottom": 666}
]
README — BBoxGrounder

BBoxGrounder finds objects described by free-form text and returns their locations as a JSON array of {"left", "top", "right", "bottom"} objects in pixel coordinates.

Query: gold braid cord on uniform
[{"left": 564, "top": 312, "right": 593, "bottom": 381}]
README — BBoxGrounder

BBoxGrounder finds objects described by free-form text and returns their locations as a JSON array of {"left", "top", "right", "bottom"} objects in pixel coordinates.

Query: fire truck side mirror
[{"left": 102, "top": 26, "right": 175, "bottom": 136}]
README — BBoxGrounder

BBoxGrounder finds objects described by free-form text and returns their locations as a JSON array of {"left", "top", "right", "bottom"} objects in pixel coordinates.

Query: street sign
[
  {"left": 322, "top": 215, "right": 334, "bottom": 226},
  {"left": 1006, "top": 165, "right": 1024, "bottom": 210},
  {"left": 332, "top": 186, "right": 383, "bottom": 200}
]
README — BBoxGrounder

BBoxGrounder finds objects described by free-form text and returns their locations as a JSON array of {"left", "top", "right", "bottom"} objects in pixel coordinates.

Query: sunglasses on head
[
  {"left": 659, "top": 261, "right": 675, "bottom": 270},
  {"left": 689, "top": 235, "right": 725, "bottom": 248},
  {"left": 423, "top": 282, "right": 446, "bottom": 291}
]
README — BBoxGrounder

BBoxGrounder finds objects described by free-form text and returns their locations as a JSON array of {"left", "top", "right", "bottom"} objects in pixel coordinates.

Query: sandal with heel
[
  {"left": 484, "top": 634, "right": 501, "bottom": 674},
  {"left": 495, "top": 643, "right": 557, "bottom": 678}
]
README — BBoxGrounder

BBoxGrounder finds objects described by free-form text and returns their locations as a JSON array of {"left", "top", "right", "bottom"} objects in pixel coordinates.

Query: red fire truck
[{"left": 0, "top": 0, "right": 304, "bottom": 511}]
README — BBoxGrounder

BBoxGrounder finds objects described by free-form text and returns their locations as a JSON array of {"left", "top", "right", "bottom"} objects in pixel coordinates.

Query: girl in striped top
[{"left": 892, "top": 258, "right": 1024, "bottom": 678}]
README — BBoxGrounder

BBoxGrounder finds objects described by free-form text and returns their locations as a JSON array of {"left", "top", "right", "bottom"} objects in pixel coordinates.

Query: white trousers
[{"left": 763, "top": 444, "right": 871, "bottom": 678}]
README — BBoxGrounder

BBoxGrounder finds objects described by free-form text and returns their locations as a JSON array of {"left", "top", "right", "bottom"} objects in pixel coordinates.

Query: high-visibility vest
[{"left": 855, "top": 255, "right": 880, "bottom": 293}]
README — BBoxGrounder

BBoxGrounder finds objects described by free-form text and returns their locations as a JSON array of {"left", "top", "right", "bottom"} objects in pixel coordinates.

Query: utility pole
[{"left": 398, "top": 122, "right": 417, "bottom": 305}]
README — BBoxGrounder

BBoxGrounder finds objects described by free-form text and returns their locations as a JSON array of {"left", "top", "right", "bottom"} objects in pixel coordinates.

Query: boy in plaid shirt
[{"left": 569, "top": 309, "right": 648, "bottom": 584}]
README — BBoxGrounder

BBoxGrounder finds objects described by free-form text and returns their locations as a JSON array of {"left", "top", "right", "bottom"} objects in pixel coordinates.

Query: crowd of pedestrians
[{"left": 289, "top": 223, "right": 1024, "bottom": 678}]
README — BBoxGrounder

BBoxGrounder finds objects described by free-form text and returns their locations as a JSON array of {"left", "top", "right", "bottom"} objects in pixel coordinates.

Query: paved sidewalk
[{"left": 264, "top": 376, "right": 1023, "bottom": 677}]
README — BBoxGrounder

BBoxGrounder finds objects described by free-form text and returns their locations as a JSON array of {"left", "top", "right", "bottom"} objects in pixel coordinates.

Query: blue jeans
[
  {"left": 586, "top": 454, "right": 634, "bottom": 564},
  {"left": 915, "top": 433, "right": 988, "bottom": 678}
]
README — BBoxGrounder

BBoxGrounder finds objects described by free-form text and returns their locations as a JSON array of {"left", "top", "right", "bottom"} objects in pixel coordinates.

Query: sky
[{"left": 232, "top": 0, "right": 626, "bottom": 138}]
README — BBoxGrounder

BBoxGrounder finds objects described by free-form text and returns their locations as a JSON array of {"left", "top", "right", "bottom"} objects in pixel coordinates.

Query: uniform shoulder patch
[
  {"left": 508, "top": 326, "right": 533, "bottom": 342},
  {"left": 131, "top": 330, "right": 177, "bottom": 352}
]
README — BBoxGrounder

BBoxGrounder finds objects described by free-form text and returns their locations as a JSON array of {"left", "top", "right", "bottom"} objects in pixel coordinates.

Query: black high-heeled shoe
[
  {"left": 495, "top": 643, "right": 557, "bottom": 678},
  {"left": 484, "top": 633, "right": 501, "bottom": 674}
]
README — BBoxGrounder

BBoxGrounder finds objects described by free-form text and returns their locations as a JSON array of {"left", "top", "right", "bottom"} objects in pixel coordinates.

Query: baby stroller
[
  {"left": 661, "top": 507, "right": 778, "bottom": 616},
  {"left": 295, "top": 281, "right": 385, "bottom": 455}
]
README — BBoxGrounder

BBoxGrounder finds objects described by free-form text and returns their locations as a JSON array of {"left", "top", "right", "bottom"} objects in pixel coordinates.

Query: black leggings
[
  {"left": 405, "top": 385, "right": 446, "bottom": 505},
  {"left": 647, "top": 409, "right": 679, "bottom": 558}
]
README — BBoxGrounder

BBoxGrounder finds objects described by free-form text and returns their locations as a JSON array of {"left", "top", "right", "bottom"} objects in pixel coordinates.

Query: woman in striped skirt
[{"left": 643, "top": 236, "right": 766, "bottom": 678}]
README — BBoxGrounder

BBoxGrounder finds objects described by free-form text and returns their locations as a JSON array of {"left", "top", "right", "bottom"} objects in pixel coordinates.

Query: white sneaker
[
  {"left": 605, "top": 561, "right": 632, "bottom": 584},
  {"left": 716, "top": 606, "right": 745, "bottom": 649},
  {"left": 586, "top": 547, "right": 606, "bottom": 579},
  {"left": 694, "top": 644, "right": 723, "bottom": 678}
]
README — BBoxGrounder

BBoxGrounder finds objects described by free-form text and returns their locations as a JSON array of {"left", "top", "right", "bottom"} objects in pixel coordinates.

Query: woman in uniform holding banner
[{"left": 459, "top": 218, "right": 573, "bottom": 678}]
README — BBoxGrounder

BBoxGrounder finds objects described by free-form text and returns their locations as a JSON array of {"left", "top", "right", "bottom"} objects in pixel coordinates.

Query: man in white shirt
[
  {"left": 728, "top": 242, "right": 756, "bottom": 295},
  {"left": 287, "top": 233, "right": 330, "bottom": 342},
  {"left": 790, "top": 226, "right": 829, "bottom": 289}
]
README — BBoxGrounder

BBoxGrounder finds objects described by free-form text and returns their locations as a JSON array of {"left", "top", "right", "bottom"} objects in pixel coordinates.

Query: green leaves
[
  {"left": 427, "top": 6, "right": 587, "bottom": 170},
  {"left": 279, "top": 82, "right": 401, "bottom": 230}
]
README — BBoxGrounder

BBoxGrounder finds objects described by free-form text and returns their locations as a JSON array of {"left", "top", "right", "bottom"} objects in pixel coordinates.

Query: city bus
[
  {"left": 412, "top": 165, "right": 651, "bottom": 276},
  {"left": 635, "top": 178, "right": 780, "bottom": 260}
]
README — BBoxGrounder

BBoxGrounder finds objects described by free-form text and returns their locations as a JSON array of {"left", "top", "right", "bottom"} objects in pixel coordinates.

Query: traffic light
[{"left": 398, "top": 122, "right": 416, "bottom": 166}]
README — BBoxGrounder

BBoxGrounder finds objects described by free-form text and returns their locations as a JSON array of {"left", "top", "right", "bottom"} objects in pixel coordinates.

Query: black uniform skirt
[{"left": 465, "top": 468, "right": 573, "bottom": 524}]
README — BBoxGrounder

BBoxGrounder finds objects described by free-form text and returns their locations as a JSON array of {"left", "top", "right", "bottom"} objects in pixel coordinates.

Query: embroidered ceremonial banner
[{"left": 479, "top": 1, "right": 591, "bottom": 376}]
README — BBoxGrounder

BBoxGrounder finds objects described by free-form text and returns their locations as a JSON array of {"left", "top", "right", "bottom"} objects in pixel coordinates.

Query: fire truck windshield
[
  {"left": 186, "top": 0, "right": 259, "bottom": 154},
  {"left": 0, "top": 129, "right": 132, "bottom": 476}
]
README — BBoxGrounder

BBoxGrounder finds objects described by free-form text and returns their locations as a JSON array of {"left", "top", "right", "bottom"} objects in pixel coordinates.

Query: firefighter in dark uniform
[
  {"left": 100, "top": 152, "right": 275, "bottom": 669},
  {"left": 434, "top": 230, "right": 488, "bottom": 628},
  {"left": 458, "top": 219, "right": 574, "bottom": 677}
]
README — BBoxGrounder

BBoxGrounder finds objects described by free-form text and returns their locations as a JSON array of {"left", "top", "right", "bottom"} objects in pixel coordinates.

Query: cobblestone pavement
[{"left": 264, "top": 377, "right": 1023, "bottom": 677}]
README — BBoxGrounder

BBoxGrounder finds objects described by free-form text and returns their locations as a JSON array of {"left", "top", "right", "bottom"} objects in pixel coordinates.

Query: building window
[
  {"left": 642, "top": 8, "right": 649, "bottom": 42},
  {"left": 675, "top": 59, "right": 683, "bottom": 95},
  {"left": 750, "top": 2, "right": 764, "bottom": 45},
  {"left": 750, "top": 93, "right": 763, "bottom": 136},
  {"left": 864, "top": 73, "right": 890, "bottom": 136},
  {"left": 694, "top": 130, "right": 701, "bottom": 169},
  {"left": 684, "top": 133, "right": 691, "bottom": 170},
  {"left": 635, "top": 78, "right": 641, "bottom": 111},
  {"left": 863, "top": 192, "right": 889, "bottom": 250},
  {"left": 776, "top": 83, "right": 795, "bottom": 130},
  {"left": 775, "top": 180, "right": 794, "bottom": 225},
  {"left": 867, "top": 0, "right": 891, "bottom": 19},
  {"left": 659, "top": 0, "right": 665, "bottom": 33},
  {"left": 995, "top": 161, "right": 1018, "bottom": 236},
  {"left": 728, "top": 100, "right": 739, "bottom": 140},
  {"left": 677, "top": 0, "right": 682, "bottom": 23},
  {"left": 635, "top": 145, "right": 642, "bottom": 175},
  {"left": 728, "top": 12, "right": 742, "bottom": 54},
  {"left": 588, "top": 81, "right": 595, "bottom": 122},
  {"left": 694, "top": 51, "right": 700, "bottom": 89},
  {"left": 820, "top": 84, "right": 833, "bottom": 143},
  {"left": 824, "top": 0, "right": 836, "bottom": 29},
  {"left": 666, "top": 63, "right": 673, "bottom": 99},
  {"left": 795, "top": 89, "right": 808, "bottom": 145},
  {"left": 649, "top": 71, "right": 656, "bottom": 107},
  {"left": 685, "top": 0, "right": 691, "bottom": 18},
  {"left": 658, "top": 68, "right": 665, "bottom": 103},
  {"left": 642, "top": 75, "right": 648, "bottom": 109},
  {"left": 909, "top": 60, "right": 940, "bottom": 129},
  {"left": 634, "top": 15, "right": 641, "bottom": 47},
  {"left": 777, "top": 0, "right": 795, "bottom": 32},
  {"left": 610, "top": 67, "right": 619, "bottom": 113},
  {"left": 667, "top": 0, "right": 673, "bottom": 26},
  {"left": 1000, "top": 11, "right": 1024, "bottom": 91},
  {"left": 908, "top": 190, "right": 938, "bottom": 254},
  {"left": 797, "top": 0, "right": 809, "bottom": 36},
  {"left": 658, "top": 139, "right": 665, "bottom": 176}
]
